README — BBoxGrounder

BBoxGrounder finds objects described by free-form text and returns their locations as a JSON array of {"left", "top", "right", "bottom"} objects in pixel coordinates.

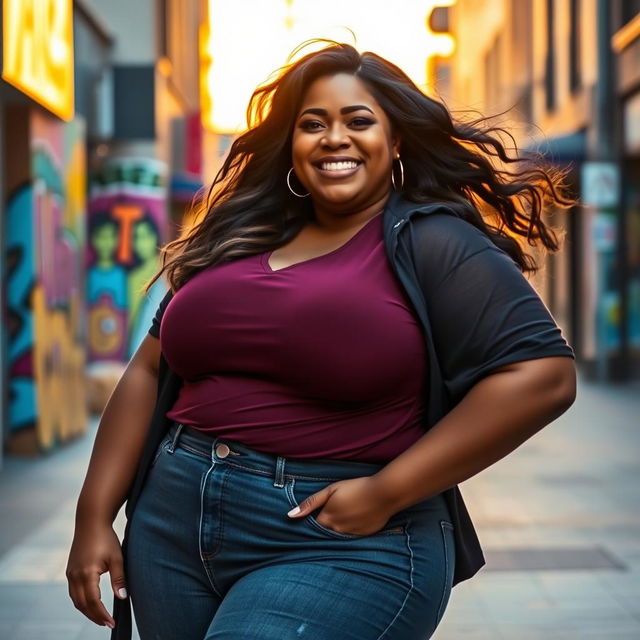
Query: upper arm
[
  {"left": 130, "top": 332, "right": 163, "bottom": 377},
  {"left": 411, "top": 214, "right": 574, "bottom": 401},
  {"left": 490, "top": 356, "right": 577, "bottom": 408}
]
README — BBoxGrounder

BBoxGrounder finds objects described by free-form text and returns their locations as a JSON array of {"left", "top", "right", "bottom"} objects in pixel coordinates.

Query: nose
[{"left": 321, "top": 123, "right": 350, "bottom": 149}]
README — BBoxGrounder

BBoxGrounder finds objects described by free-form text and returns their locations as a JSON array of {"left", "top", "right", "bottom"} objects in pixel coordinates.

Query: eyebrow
[{"left": 298, "top": 105, "right": 375, "bottom": 118}]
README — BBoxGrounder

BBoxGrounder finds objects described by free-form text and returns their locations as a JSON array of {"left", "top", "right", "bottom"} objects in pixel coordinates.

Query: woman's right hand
[{"left": 66, "top": 522, "right": 129, "bottom": 630}]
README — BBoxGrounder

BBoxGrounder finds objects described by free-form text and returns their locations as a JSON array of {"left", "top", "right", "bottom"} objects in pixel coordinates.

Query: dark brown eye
[
  {"left": 349, "top": 117, "right": 375, "bottom": 128},
  {"left": 299, "top": 120, "right": 324, "bottom": 131}
]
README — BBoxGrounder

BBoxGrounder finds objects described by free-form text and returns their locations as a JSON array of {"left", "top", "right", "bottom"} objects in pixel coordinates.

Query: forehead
[{"left": 298, "top": 73, "right": 380, "bottom": 112}]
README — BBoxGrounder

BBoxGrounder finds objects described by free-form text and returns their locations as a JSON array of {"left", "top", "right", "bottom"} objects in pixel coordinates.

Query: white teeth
[{"left": 320, "top": 161, "right": 359, "bottom": 171}]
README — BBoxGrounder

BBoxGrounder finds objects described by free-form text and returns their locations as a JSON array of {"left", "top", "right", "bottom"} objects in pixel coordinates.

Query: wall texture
[{"left": 5, "top": 108, "right": 88, "bottom": 454}]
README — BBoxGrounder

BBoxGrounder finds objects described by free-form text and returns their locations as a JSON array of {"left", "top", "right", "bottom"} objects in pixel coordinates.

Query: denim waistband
[{"left": 166, "top": 421, "right": 388, "bottom": 483}]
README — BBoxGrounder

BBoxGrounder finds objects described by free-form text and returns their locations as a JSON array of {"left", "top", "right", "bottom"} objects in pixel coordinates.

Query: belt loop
[
  {"left": 273, "top": 456, "right": 286, "bottom": 488},
  {"left": 167, "top": 422, "right": 184, "bottom": 454}
]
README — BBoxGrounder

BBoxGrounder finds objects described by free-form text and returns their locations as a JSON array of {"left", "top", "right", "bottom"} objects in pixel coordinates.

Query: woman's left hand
[{"left": 287, "top": 476, "right": 397, "bottom": 536}]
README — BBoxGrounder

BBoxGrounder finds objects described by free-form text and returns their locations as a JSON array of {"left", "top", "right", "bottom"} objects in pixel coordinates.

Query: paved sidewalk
[
  {"left": 0, "top": 415, "right": 137, "bottom": 640},
  {"left": 435, "top": 377, "right": 640, "bottom": 639},
  {"left": 0, "top": 375, "right": 638, "bottom": 639}
]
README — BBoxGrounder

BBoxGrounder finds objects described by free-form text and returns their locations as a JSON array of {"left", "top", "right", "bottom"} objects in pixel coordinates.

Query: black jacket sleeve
[
  {"left": 148, "top": 289, "right": 174, "bottom": 338},
  {"left": 412, "top": 213, "right": 574, "bottom": 402}
]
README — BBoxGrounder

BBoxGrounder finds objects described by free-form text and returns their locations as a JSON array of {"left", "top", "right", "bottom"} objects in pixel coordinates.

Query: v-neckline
[{"left": 261, "top": 212, "right": 382, "bottom": 273}]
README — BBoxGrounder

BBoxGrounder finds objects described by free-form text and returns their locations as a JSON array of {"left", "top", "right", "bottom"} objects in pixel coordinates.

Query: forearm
[
  {"left": 373, "top": 357, "right": 576, "bottom": 513},
  {"left": 75, "top": 361, "right": 159, "bottom": 527}
]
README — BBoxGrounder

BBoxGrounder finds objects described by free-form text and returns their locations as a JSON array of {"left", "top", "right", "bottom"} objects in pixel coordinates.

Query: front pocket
[
  {"left": 149, "top": 436, "right": 171, "bottom": 469},
  {"left": 285, "top": 477, "right": 406, "bottom": 540}
]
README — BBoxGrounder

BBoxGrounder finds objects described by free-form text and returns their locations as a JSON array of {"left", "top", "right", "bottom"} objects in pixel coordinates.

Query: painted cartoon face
[
  {"left": 133, "top": 220, "right": 159, "bottom": 261},
  {"left": 91, "top": 223, "right": 118, "bottom": 261}
]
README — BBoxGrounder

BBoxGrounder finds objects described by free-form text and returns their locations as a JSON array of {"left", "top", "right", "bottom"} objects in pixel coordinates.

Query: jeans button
[{"left": 216, "top": 443, "right": 230, "bottom": 458}]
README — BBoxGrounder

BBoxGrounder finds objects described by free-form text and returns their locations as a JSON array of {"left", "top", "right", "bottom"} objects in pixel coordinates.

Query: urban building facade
[
  {"left": 449, "top": 0, "right": 640, "bottom": 381},
  {"left": 1, "top": 0, "right": 87, "bottom": 459},
  {"left": 0, "top": 0, "right": 203, "bottom": 461}
]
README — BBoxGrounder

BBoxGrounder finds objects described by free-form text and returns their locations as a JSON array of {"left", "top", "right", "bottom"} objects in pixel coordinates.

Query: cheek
[
  {"left": 364, "top": 133, "right": 394, "bottom": 164},
  {"left": 291, "top": 136, "right": 312, "bottom": 167},
  {"left": 369, "top": 148, "right": 394, "bottom": 175}
]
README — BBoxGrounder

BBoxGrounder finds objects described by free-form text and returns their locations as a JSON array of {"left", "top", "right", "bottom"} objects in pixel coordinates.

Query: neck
[{"left": 310, "top": 191, "right": 391, "bottom": 232}]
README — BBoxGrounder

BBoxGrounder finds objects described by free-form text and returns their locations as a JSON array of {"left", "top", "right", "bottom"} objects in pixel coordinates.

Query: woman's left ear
[{"left": 392, "top": 136, "right": 401, "bottom": 159}]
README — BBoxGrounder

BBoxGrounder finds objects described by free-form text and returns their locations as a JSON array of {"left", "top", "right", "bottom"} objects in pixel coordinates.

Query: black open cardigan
[{"left": 111, "top": 192, "right": 574, "bottom": 638}]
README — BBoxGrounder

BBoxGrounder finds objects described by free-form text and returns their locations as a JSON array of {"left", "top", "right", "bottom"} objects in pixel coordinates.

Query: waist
[
  {"left": 167, "top": 420, "right": 387, "bottom": 481},
  {"left": 166, "top": 381, "right": 426, "bottom": 462}
]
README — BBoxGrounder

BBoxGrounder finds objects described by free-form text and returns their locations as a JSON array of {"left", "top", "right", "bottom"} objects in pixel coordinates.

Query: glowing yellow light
[
  {"left": 200, "top": 0, "right": 456, "bottom": 133},
  {"left": 2, "top": 0, "right": 74, "bottom": 121}
]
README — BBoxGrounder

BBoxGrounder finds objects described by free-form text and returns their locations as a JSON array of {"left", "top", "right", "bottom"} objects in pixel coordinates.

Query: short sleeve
[
  {"left": 412, "top": 214, "right": 574, "bottom": 402},
  {"left": 148, "top": 289, "right": 174, "bottom": 338}
]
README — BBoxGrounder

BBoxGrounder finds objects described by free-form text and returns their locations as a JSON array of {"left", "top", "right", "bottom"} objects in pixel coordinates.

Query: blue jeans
[{"left": 126, "top": 421, "right": 455, "bottom": 639}]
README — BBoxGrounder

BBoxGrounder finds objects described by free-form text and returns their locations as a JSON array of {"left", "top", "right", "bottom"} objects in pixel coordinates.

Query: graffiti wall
[
  {"left": 87, "top": 158, "right": 168, "bottom": 362},
  {"left": 5, "top": 109, "right": 87, "bottom": 453},
  {"left": 6, "top": 183, "right": 36, "bottom": 445}
]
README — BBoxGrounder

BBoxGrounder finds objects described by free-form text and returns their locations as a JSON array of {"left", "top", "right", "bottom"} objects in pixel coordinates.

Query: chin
[{"left": 314, "top": 187, "right": 364, "bottom": 205}]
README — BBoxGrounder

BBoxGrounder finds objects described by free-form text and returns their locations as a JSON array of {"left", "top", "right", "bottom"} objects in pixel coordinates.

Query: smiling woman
[
  {"left": 149, "top": 41, "right": 573, "bottom": 287},
  {"left": 290, "top": 74, "right": 399, "bottom": 221},
  {"left": 67, "top": 40, "right": 577, "bottom": 640}
]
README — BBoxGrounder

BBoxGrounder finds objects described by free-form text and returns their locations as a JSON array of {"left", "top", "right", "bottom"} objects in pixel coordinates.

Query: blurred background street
[{"left": 1, "top": 0, "right": 640, "bottom": 638}]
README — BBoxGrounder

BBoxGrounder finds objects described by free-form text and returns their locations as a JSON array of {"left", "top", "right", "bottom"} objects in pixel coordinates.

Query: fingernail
[
  {"left": 118, "top": 587, "right": 128, "bottom": 598},
  {"left": 287, "top": 506, "right": 300, "bottom": 517},
  {"left": 106, "top": 621, "right": 115, "bottom": 629}
]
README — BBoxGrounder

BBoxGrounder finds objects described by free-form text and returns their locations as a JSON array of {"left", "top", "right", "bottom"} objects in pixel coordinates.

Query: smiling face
[{"left": 291, "top": 73, "right": 400, "bottom": 216}]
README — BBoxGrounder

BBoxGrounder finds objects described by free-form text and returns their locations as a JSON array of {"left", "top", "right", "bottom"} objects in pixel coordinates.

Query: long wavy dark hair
[{"left": 146, "top": 41, "right": 575, "bottom": 293}]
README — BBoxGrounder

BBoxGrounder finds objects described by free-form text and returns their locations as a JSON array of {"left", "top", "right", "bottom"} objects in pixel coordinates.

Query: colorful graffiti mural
[
  {"left": 6, "top": 183, "right": 37, "bottom": 440},
  {"left": 87, "top": 158, "right": 168, "bottom": 362},
  {"left": 5, "top": 109, "right": 87, "bottom": 453}
]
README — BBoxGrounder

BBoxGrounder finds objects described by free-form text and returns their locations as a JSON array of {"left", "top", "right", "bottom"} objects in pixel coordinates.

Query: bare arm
[
  {"left": 67, "top": 333, "right": 162, "bottom": 629},
  {"left": 372, "top": 356, "right": 577, "bottom": 513},
  {"left": 75, "top": 333, "right": 162, "bottom": 525},
  {"left": 378, "top": 218, "right": 577, "bottom": 511}
]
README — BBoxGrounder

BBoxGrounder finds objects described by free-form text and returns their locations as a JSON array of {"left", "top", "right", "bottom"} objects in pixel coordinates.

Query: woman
[{"left": 67, "top": 42, "right": 577, "bottom": 639}]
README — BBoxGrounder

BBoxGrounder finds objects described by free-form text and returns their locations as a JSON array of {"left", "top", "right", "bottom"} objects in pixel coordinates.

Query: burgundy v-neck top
[{"left": 155, "top": 212, "right": 428, "bottom": 462}]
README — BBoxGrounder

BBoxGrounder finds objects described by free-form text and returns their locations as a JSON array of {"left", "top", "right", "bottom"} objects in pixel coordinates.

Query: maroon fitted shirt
[{"left": 158, "top": 212, "right": 428, "bottom": 462}]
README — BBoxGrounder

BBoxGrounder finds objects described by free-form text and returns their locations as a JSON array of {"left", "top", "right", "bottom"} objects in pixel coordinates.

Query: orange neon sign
[{"left": 2, "top": 0, "right": 74, "bottom": 121}]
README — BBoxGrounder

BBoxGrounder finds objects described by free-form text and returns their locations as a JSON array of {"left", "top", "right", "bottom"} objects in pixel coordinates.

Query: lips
[{"left": 313, "top": 156, "right": 362, "bottom": 178}]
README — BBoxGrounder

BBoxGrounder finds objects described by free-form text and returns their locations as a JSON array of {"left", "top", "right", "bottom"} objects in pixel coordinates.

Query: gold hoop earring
[
  {"left": 391, "top": 157, "right": 404, "bottom": 191},
  {"left": 286, "top": 168, "right": 310, "bottom": 198}
]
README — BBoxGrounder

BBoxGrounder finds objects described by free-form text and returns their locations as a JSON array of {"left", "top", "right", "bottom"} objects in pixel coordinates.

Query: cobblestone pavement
[{"left": 0, "top": 375, "right": 638, "bottom": 639}]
